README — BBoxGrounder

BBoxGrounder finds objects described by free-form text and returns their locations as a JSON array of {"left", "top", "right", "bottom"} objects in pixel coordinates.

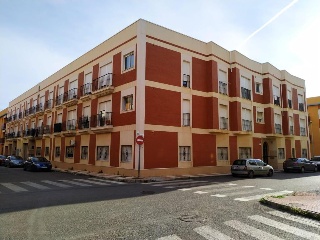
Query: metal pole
[{"left": 138, "top": 144, "right": 141, "bottom": 178}]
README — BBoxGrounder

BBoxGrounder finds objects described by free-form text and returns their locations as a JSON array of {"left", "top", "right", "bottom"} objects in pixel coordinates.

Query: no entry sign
[{"left": 136, "top": 135, "right": 144, "bottom": 145}]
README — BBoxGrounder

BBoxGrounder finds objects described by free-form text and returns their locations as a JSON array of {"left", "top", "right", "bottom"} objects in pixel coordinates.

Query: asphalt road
[{"left": 0, "top": 166, "right": 319, "bottom": 240}]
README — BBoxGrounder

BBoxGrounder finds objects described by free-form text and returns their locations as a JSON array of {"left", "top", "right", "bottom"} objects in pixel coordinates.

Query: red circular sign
[{"left": 136, "top": 135, "right": 144, "bottom": 145}]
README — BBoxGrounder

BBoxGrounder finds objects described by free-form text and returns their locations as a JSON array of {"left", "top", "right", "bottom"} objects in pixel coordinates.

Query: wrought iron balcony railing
[
  {"left": 182, "top": 113, "right": 190, "bottom": 126},
  {"left": 66, "top": 119, "right": 76, "bottom": 131},
  {"left": 92, "top": 73, "right": 113, "bottom": 92},
  {"left": 80, "top": 83, "right": 92, "bottom": 97},
  {"left": 241, "top": 87, "right": 251, "bottom": 100},
  {"left": 55, "top": 94, "right": 63, "bottom": 106},
  {"left": 242, "top": 119, "right": 252, "bottom": 131},
  {"left": 289, "top": 126, "right": 294, "bottom": 135},
  {"left": 219, "top": 81, "right": 228, "bottom": 95},
  {"left": 220, "top": 117, "right": 228, "bottom": 130},
  {"left": 300, "top": 127, "right": 306, "bottom": 136},
  {"left": 288, "top": 99, "right": 292, "bottom": 108},
  {"left": 63, "top": 88, "right": 78, "bottom": 102},
  {"left": 35, "top": 103, "right": 43, "bottom": 113},
  {"left": 298, "top": 103, "right": 304, "bottom": 111},
  {"left": 275, "top": 124, "right": 282, "bottom": 134},
  {"left": 44, "top": 99, "right": 53, "bottom": 110},
  {"left": 273, "top": 96, "right": 280, "bottom": 106},
  {"left": 78, "top": 116, "right": 91, "bottom": 130},
  {"left": 92, "top": 113, "right": 112, "bottom": 127},
  {"left": 43, "top": 125, "right": 51, "bottom": 134}
]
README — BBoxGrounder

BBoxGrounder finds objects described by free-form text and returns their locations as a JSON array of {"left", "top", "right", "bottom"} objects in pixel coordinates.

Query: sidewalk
[{"left": 260, "top": 191, "right": 320, "bottom": 221}]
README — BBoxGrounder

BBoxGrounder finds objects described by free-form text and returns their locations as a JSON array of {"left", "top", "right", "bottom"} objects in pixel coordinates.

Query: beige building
[
  {"left": 4, "top": 19, "right": 309, "bottom": 177},
  {"left": 307, "top": 96, "right": 320, "bottom": 157},
  {"left": 0, "top": 109, "right": 7, "bottom": 155}
]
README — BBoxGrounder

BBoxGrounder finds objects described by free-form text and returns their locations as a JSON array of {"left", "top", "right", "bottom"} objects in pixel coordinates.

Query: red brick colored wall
[
  {"left": 295, "top": 140, "right": 301, "bottom": 158},
  {"left": 282, "top": 111, "right": 289, "bottom": 135},
  {"left": 229, "top": 136, "right": 238, "bottom": 163},
  {"left": 60, "top": 137, "right": 65, "bottom": 162},
  {"left": 229, "top": 101, "right": 241, "bottom": 131},
  {"left": 192, "top": 95, "right": 215, "bottom": 129},
  {"left": 113, "top": 51, "right": 137, "bottom": 87},
  {"left": 263, "top": 78, "right": 273, "bottom": 104},
  {"left": 145, "top": 86, "right": 180, "bottom": 126},
  {"left": 41, "top": 139, "right": 45, "bottom": 156},
  {"left": 206, "top": 60, "right": 218, "bottom": 93},
  {"left": 92, "top": 64, "right": 99, "bottom": 83},
  {"left": 78, "top": 71, "right": 84, "bottom": 97},
  {"left": 74, "top": 135, "right": 81, "bottom": 163},
  {"left": 281, "top": 84, "right": 287, "bottom": 108},
  {"left": 264, "top": 108, "right": 274, "bottom": 133},
  {"left": 192, "top": 133, "right": 216, "bottom": 167},
  {"left": 253, "top": 137, "right": 262, "bottom": 159},
  {"left": 145, "top": 43, "right": 180, "bottom": 87},
  {"left": 293, "top": 113, "right": 300, "bottom": 135},
  {"left": 192, "top": 57, "right": 208, "bottom": 92},
  {"left": 292, "top": 88, "right": 298, "bottom": 110},
  {"left": 229, "top": 68, "right": 240, "bottom": 97},
  {"left": 253, "top": 106, "right": 265, "bottom": 134},
  {"left": 144, "top": 131, "right": 178, "bottom": 168},
  {"left": 112, "top": 91, "right": 136, "bottom": 127},
  {"left": 88, "top": 134, "right": 96, "bottom": 165},
  {"left": 110, "top": 131, "right": 120, "bottom": 167},
  {"left": 285, "top": 139, "right": 291, "bottom": 159}
]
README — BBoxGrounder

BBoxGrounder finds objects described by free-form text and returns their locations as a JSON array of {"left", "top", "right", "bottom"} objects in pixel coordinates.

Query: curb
[{"left": 260, "top": 197, "right": 320, "bottom": 221}]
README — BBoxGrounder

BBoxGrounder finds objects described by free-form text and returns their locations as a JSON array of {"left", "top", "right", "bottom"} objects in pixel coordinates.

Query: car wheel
[
  {"left": 232, "top": 173, "right": 237, "bottom": 177},
  {"left": 267, "top": 169, "right": 273, "bottom": 177},
  {"left": 283, "top": 168, "right": 288, "bottom": 173},
  {"left": 300, "top": 167, "right": 305, "bottom": 173},
  {"left": 248, "top": 171, "right": 254, "bottom": 178}
]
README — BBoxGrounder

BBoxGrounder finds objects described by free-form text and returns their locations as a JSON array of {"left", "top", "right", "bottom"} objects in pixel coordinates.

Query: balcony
[
  {"left": 182, "top": 113, "right": 190, "bottom": 126},
  {"left": 63, "top": 89, "right": 78, "bottom": 107},
  {"left": 300, "top": 127, "right": 306, "bottom": 136},
  {"left": 5, "top": 132, "right": 15, "bottom": 140},
  {"left": 182, "top": 74, "right": 190, "bottom": 88},
  {"left": 78, "top": 116, "right": 91, "bottom": 133},
  {"left": 273, "top": 96, "right": 280, "bottom": 106},
  {"left": 18, "top": 112, "right": 23, "bottom": 119},
  {"left": 44, "top": 99, "right": 53, "bottom": 112},
  {"left": 241, "top": 87, "right": 251, "bottom": 100},
  {"left": 62, "top": 120, "right": 76, "bottom": 136},
  {"left": 7, "top": 116, "right": 12, "bottom": 122},
  {"left": 288, "top": 99, "right": 292, "bottom": 109},
  {"left": 80, "top": 83, "right": 93, "bottom": 101},
  {"left": 242, "top": 119, "right": 252, "bottom": 131},
  {"left": 55, "top": 94, "right": 64, "bottom": 109},
  {"left": 289, "top": 126, "right": 294, "bottom": 135},
  {"left": 91, "top": 113, "right": 113, "bottom": 133},
  {"left": 35, "top": 103, "right": 44, "bottom": 116},
  {"left": 275, "top": 124, "right": 282, "bottom": 134},
  {"left": 219, "top": 81, "right": 228, "bottom": 95},
  {"left": 220, "top": 117, "right": 228, "bottom": 130},
  {"left": 92, "top": 73, "right": 114, "bottom": 97},
  {"left": 53, "top": 123, "right": 62, "bottom": 134},
  {"left": 11, "top": 114, "right": 17, "bottom": 122},
  {"left": 35, "top": 127, "right": 44, "bottom": 139},
  {"left": 298, "top": 103, "right": 304, "bottom": 112},
  {"left": 26, "top": 106, "right": 36, "bottom": 117},
  {"left": 43, "top": 125, "right": 52, "bottom": 138},
  {"left": 23, "top": 128, "right": 40, "bottom": 139}
]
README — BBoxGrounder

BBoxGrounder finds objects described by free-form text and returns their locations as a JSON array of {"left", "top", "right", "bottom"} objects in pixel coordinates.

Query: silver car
[{"left": 231, "top": 159, "right": 274, "bottom": 178}]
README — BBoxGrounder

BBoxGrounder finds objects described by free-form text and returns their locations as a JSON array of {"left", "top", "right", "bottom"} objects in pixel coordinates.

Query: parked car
[
  {"left": 0, "top": 155, "right": 7, "bottom": 166},
  {"left": 23, "top": 156, "right": 52, "bottom": 171},
  {"left": 5, "top": 156, "right": 25, "bottom": 168},
  {"left": 231, "top": 159, "right": 274, "bottom": 178},
  {"left": 310, "top": 156, "right": 320, "bottom": 171},
  {"left": 283, "top": 158, "right": 317, "bottom": 173}
]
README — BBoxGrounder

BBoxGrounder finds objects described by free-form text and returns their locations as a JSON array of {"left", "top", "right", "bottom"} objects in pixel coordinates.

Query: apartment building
[
  {"left": 0, "top": 109, "right": 7, "bottom": 155},
  {"left": 307, "top": 96, "right": 320, "bottom": 157},
  {"left": 4, "top": 19, "right": 309, "bottom": 177}
]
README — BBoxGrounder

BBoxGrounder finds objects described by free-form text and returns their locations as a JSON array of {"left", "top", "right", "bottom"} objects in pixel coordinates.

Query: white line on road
[
  {"left": 21, "top": 181, "right": 51, "bottom": 190},
  {"left": 153, "top": 180, "right": 208, "bottom": 187},
  {"left": 1, "top": 183, "right": 28, "bottom": 192},
  {"left": 267, "top": 210, "right": 320, "bottom": 228},
  {"left": 88, "top": 178, "right": 126, "bottom": 184},
  {"left": 249, "top": 215, "right": 320, "bottom": 239},
  {"left": 59, "top": 180, "right": 92, "bottom": 186},
  {"left": 234, "top": 190, "right": 293, "bottom": 202},
  {"left": 194, "top": 225, "right": 233, "bottom": 240},
  {"left": 156, "top": 234, "right": 183, "bottom": 240},
  {"left": 73, "top": 179, "right": 111, "bottom": 185},
  {"left": 243, "top": 185, "right": 255, "bottom": 188},
  {"left": 225, "top": 220, "right": 283, "bottom": 240},
  {"left": 260, "top": 188, "right": 273, "bottom": 190},
  {"left": 41, "top": 180, "right": 72, "bottom": 188},
  {"left": 194, "top": 191, "right": 208, "bottom": 194},
  {"left": 211, "top": 194, "right": 227, "bottom": 198}
]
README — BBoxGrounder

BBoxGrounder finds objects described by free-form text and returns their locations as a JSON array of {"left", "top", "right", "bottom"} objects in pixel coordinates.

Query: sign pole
[
  {"left": 136, "top": 135, "right": 144, "bottom": 178},
  {"left": 138, "top": 144, "right": 141, "bottom": 178}
]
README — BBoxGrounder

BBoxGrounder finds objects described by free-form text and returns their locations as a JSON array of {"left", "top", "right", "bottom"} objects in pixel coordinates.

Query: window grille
[
  {"left": 121, "top": 145, "right": 132, "bottom": 162},
  {"left": 55, "top": 147, "right": 60, "bottom": 157},
  {"left": 81, "top": 146, "right": 88, "bottom": 159},
  {"left": 217, "top": 147, "right": 228, "bottom": 160},
  {"left": 179, "top": 146, "right": 191, "bottom": 161},
  {"left": 278, "top": 148, "right": 285, "bottom": 159},
  {"left": 97, "top": 146, "right": 109, "bottom": 160},
  {"left": 66, "top": 146, "right": 74, "bottom": 158},
  {"left": 239, "top": 147, "right": 251, "bottom": 159}
]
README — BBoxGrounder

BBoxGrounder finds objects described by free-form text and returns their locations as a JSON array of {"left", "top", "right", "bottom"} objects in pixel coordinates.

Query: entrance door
[{"left": 263, "top": 142, "right": 268, "bottom": 164}]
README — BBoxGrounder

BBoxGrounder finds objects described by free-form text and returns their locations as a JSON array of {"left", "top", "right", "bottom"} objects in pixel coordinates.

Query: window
[
  {"left": 66, "top": 146, "right": 74, "bottom": 158},
  {"left": 123, "top": 95, "right": 134, "bottom": 111},
  {"left": 179, "top": 146, "right": 191, "bottom": 161},
  {"left": 81, "top": 146, "right": 88, "bottom": 159},
  {"left": 55, "top": 147, "right": 60, "bottom": 157},
  {"left": 218, "top": 70, "right": 228, "bottom": 95},
  {"left": 182, "top": 99, "right": 190, "bottom": 126},
  {"left": 278, "top": 148, "right": 285, "bottom": 159},
  {"left": 124, "top": 52, "right": 134, "bottom": 70},
  {"left": 257, "top": 111, "right": 264, "bottom": 123},
  {"left": 273, "top": 85, "right": 280, "bottom": 106},
  {"left": 217, "top": 147, "right": 228, "bottom": 160},
  {"left": 274, "top": 113, "right": 282, "bottom": 134},
  {"left": 239, "top": 147, "right": 251, "bottom": 159},
  {"left": 97, "top": 146, "right": 109, "bottom": 160},
  {"left": 121, "top": 145, "right": 132, "bottom": 162},
  {"left": 255, "top": 82, "right": 262, "bottom": 94},
  {"left": 182, "top": 61, "right": 190, "bottom": 88},
  {"left": 302, "top": 149, "right": 307, "bottom": 158},
  {"left": 300, "top": 118, "right": 306, "bottom": 136},
  {"left": 45, "top": 147, "right": 49, "bottom": 156},
  {"left": 219, "top": 104, "right": 228, "bottom": 130},
  {"left": 240, "top": 76, "right": 251, "bottom": 100},
  {"left": 36, "top": 147, "right": 41, "bottom": 156},
  {"left": 242, "top": 108, "right": 252, "bottom": 131}
]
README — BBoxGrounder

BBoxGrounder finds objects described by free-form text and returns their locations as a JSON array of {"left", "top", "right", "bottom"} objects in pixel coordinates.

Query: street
[{"left": 0, "top": 167, "right": 319, "bottom": 240}]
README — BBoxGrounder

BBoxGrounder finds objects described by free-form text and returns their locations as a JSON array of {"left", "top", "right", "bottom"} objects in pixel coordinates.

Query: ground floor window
[
  {"left": 81, "top": 146, "right": 88, "bottom": 159},
  {"left": 97, "top": 146, "right": 109, "bottom": 160},
  {"left": 302, "top": 149, "right": 307, "bottom": 158},
  {"left": 121, "top": 145, "right": 132, "bottom": 162},
  {"left": 239, "top": 147, "right": 251, "bottom": 159},
  {"left": 179, "top": 146, "right": 191, "bottom": 161},
  {"left": 66, "top": 146, "right": 74, "bottom": 158},
  {"left": 55, "top": 147, "right": 60, "bottom": 157},
  {"left": 278, "top": 148, "right": 285, "bottom": 159},
  {"left": 217, "top": 147, "right": 228, "bottom": 160},
  {"left": 36, "top": 147, "right": 41, "bottom": 156}
]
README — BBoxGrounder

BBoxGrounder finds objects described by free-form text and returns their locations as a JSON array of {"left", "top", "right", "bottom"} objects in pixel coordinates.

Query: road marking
[
  {"left": 153, "top": 180, "right": 208, "bottom": 187},
  {"left": 59, "top": 180, "right": 92, "bottom": 186},
  {"left": 225, "top": 220, "right": 283, "bottom": 240},
  {"left": 217, "top": 188, "right": 273, "bottom": 198},
  {"left": 21, "top": 182, "right": 50, "bottom": 190},
  {"left": 88, "top": 178, "right": 126, "bottom": 184},
  {"left": 73, "top": 179, "right": 110, "bottom": 185},
  {"left": 143, "top": 179, "right": 196, "bottom": 185},
  {"left": 41, "top": 180, "right": 72, "bottom": 188},
  {"left": 1, "top": 183, "right": 28, "bottom": 192},
  {"left": 156, "top": 234, "right": 183, "bottom": 240},
  {"left": 194, "top": 191, "right": 208, "bottom": 194},
  {"left": 243, "top": 185, "right": 255, "bottom": 188},
  {"left": 228, "top": 183, "right": 237, "bottom": 186},
  {"left": 234, "top": 190, "right": 293, "bottom": 202},
  {"left": 260, "top": 188, "right": 273, "bottom": 190},
  {"left": 194, "top": 225, "right": 232, "bottom": 240},
  {"left": 211, "top": 194, "right": 227, "bottom": 198},
  {"left": 268, "top": 210, "right": 320, "bottom": 228},
  {"left": 248, "top": 215, "right": 320, "bottom": 239}
]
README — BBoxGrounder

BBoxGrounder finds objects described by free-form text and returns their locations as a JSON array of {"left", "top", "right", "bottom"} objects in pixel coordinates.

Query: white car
[{"left": 231, "top": 159, "right": 274, "bottom": 178}]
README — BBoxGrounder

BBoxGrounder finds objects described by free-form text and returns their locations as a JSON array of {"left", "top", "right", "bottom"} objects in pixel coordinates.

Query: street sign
[{"left": 136, "top": 135, "right": 144, "bottom": 145}]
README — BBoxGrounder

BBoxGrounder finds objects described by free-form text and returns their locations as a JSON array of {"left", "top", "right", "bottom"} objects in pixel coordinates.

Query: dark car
[
  {"left": 24, "top": 157, "right": 52, "bottom": 171},
  {"left": 5, "top": 156, "right": 25, "bottom": 168},
  {"left": 283, "top": 158, "right": 317, "bottom": 173},
  {"left": 310, "top": 156, "right": 320, "bottom": 171},
  {"left": 0, "top": 155, "right": 7, "bottom": 166}
]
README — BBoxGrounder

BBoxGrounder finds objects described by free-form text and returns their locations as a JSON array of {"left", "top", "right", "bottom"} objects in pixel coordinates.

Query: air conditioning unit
[{"left": 70, "top": 140, "right": 75, "bottom": 146}]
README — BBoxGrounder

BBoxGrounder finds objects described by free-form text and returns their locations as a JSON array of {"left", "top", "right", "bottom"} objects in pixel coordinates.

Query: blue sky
[{"left": 0, "top": 0, "right": 319, "bottom": 111}]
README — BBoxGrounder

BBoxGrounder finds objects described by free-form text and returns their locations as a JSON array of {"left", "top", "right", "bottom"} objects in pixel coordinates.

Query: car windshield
[
  {"left": 32, "top": 157, "right": 49, "bottom": 162},
  {"left": 311, "top": 157, "right": 320, "bottom": 162},
  {"left": 233, "top": 160, "right": 247, "bottom": 165},
  {"left": 287, "top": 158, "right": 298, "bottom": 162},
  {"left": 11, "top": 156, "right": 23, "bottom": 160}
]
